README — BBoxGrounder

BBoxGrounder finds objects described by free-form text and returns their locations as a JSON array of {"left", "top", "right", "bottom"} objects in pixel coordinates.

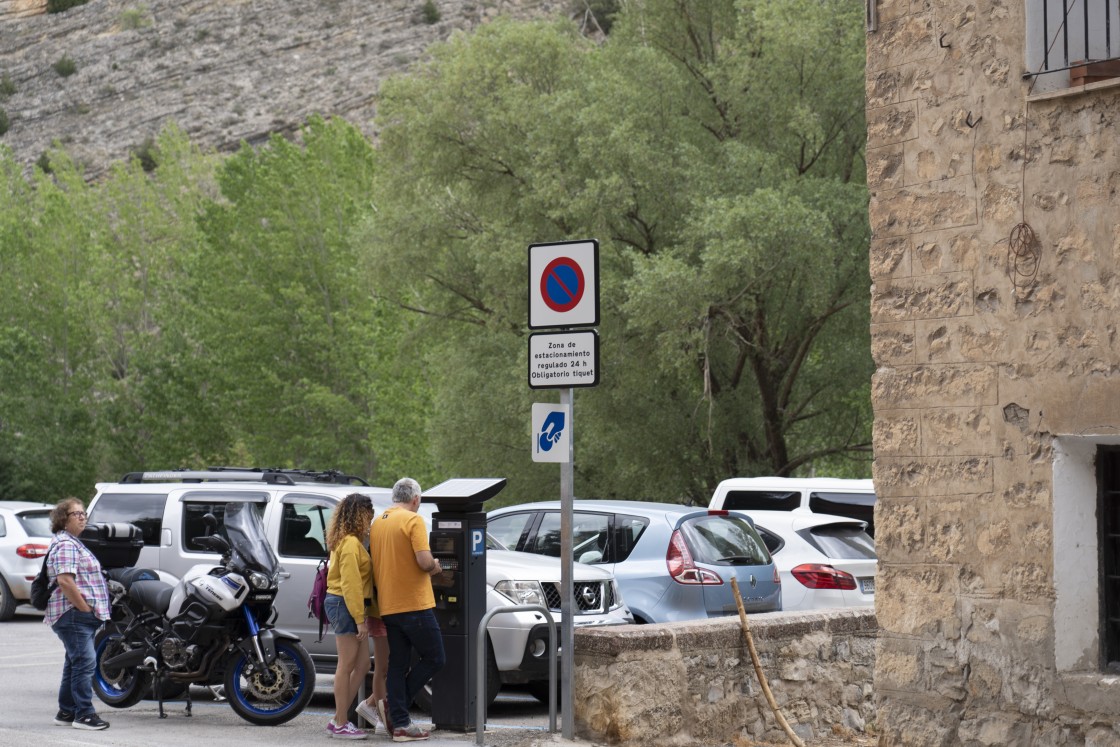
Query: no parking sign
[{"left": 528, "top": 240, "right": 599, "bottom": 329}]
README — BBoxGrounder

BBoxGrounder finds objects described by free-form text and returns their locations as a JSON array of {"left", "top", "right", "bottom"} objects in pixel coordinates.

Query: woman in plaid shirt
[{"left": 44, "top": 498, "right": 111, "bottom": 731}]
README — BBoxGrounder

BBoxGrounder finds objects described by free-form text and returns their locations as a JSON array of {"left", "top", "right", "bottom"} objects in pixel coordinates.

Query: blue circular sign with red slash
[{"left": 540, "top": 257, "right": 585, "bottom": 313}]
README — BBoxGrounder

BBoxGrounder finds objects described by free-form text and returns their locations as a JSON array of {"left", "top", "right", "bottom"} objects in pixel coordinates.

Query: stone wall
[
  {"left": 867, "top": 0, "right": 1120, "bottom": 743},
  {"left": 572, "top": 609, "right": 877, "bottom": 746}
]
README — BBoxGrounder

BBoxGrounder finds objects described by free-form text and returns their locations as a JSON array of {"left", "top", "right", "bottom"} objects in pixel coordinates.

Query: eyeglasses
[{"left": 68, "top": 510, "right": 88, "bottom": 519}]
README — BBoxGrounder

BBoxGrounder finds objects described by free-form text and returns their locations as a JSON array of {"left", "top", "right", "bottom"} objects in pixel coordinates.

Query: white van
[{"left": 708, "top": 477, "right": 877, "bottom": 536}]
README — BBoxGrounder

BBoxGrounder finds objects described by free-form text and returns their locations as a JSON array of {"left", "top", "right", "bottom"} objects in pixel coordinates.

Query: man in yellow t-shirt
[{"left": 370, "top": 478, "right": 444, "bottom": 742}]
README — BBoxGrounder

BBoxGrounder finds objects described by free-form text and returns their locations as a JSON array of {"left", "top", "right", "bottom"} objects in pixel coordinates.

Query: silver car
[
  {"left": 489, "top": 500, "right": 782, "bottom": 623},
  {"left": 0, "top": 501, "right": 54, "bottom": 620}
]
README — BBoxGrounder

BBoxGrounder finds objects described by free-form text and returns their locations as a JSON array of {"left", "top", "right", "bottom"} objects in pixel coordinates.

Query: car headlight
[
  {"left": 494, "top": 580, "right": 546, "bottom": 607},
  {"left": 609, "top": 579, "right": 624, "bottom": 609},
  {"left": 248, "top": 571, "right": 274, "bottom": 590}
]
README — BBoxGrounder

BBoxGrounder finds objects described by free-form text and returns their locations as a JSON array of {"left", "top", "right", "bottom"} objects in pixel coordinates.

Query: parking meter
[{"left": 422, "top": 478, "right": 507, "bottom": 731}]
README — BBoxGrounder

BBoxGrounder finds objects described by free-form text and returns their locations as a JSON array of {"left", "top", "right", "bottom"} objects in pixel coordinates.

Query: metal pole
[
  {"left": 475, "top": 605, "right": 556, "bottom": 746},
  {"left": 559, "top": 386, "right": 574, "bottom": 739}
]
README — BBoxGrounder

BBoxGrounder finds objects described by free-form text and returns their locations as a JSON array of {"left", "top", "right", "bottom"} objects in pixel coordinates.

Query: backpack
[
  {"left": 307, "top": 559, "right": 329, "bottom": 642},
  {"left": 30, "top": 545, "right": 58, "bottom": 611}
]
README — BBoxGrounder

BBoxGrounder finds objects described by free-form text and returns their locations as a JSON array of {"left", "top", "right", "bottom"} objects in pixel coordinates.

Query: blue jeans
[
  {"left": 52, "top": 608, "right": 102, "bottom": 718},
  {"left": 382, "top": 608, "right": 445, "bottom": 728}
]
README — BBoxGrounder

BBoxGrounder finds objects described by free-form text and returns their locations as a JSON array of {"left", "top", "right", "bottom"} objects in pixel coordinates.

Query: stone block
[
  {"left": 868, "top": 12, "right": 937, "bottom": 72},
  {"left": 874, "top": 455, "right": 993, "bottom": 497},
  {"left": 867, "top": 68, "right": 901, "bottom": 108},
  {"left": 871, "top": 271, "right": 974, "bottom": 322},
  {"left": 916, "top": 318, "right": 1009, "bottom": 363},
  {"left": 867, "top": 101, "right": 919, "bottom": 148},
  {"left": 873, "top": 409, "right": 921, "bottom": 455},
  {"left": 912, "top": 231, "right": 980, "bottom": 274},
  {"left": 872, "top": 363, "right": 998, "bottom": 409},
  {"left": 920, "top": 406, "right": 997, "bottom": 455},
  {"left": 870, "top": 175, "right": 978, "bottom": 236},
  {"left": 872, "top": 322, "right": 917, "bottom": 365},
  {"left": 870, "top": 235, "right": 912, "bottom": 278},
  {"left": 868, "top": 143, "right": 906, "bottom": 189}
]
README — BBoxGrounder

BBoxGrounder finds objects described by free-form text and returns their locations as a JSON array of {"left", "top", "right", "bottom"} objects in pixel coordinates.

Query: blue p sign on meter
[{"left": 529, "top": 240, "right": 599, "bottom": 329}]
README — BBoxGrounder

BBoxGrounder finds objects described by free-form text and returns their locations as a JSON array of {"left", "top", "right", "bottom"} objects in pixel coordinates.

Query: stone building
[{"left": 867, "top": 0, "right": 1120, "bottom": 743}]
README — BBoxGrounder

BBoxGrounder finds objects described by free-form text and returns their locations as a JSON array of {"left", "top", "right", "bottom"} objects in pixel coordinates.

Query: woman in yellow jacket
[{"left": 324, "top": 493, "right": 375, "bottom": 740}]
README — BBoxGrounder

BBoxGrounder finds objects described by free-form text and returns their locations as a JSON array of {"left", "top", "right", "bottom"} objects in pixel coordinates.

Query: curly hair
[
  {"left": 326, "top": 493, "right": 374, "bottom": 552},
  {"left": 49, "top": 497, "right": 84, "bottom": 533}
]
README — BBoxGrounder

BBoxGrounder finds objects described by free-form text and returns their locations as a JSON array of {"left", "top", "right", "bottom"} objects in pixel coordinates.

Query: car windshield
[
  {"left": 680, "top": 514, "right": 770, "bottom": 565},
  {"left": 17, "top": 510, "right": 52, "bottom": 537},
  {"left": 803, "top": 524, "right": 876, "bottom": 559}
]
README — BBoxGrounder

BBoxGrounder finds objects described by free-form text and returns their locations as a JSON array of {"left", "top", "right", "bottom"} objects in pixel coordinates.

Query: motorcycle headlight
[
  {"left": 248, "top": 571, "right": 274, "bottom": 590},
  {"left": 495, "top": 580, "right": 546, "bottom": 607}
]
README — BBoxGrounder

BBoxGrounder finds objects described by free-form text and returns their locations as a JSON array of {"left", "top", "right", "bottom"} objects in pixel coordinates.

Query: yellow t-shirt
[
  {"left": 326, "top": 534, "right": 372, "bottom": 626},
  {"left": 370, "top": 505, "right": 434, "bottom": 616}
]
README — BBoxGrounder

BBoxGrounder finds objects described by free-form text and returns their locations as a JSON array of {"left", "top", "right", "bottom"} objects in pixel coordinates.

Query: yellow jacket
[{"left": 326, "top": 534, "right": 373, "bottom": 626}]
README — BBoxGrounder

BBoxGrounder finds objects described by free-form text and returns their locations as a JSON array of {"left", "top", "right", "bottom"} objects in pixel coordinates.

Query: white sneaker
[{"left": 355, "top": 700, "right": 380, "bottom": 728}]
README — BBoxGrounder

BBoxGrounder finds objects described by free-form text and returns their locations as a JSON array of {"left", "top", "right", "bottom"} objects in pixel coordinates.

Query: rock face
[{"left": 0, "top": 0, "right": 563, "bottom": 178}]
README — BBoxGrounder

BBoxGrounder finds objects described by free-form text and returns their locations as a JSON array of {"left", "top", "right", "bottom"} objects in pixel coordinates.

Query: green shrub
[
  {"left": 47, "top": 0, "right": 89, "bottom": 13},
  {"left": 120, "top": 7, "right": 151, "bottom": 30},
  {"left": 420, "top": 0, "right": 440, "bottom": 24},
  {"left": 53, "top": 55, "right": 78, "bottom": 78},
  {"left": 36, "top": 152, "right": 52, "bottom": 174},
  {"left": 0, "top": 74, "right": 15, "bottom": 98},
  {"left": 130, "top": 136, "right": 159, "bottom": 172},
  {"left": 0, "top": 108, "right": 9, "bottom": 137}
]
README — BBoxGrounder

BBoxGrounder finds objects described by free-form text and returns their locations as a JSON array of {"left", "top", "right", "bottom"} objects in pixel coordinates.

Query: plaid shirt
[{"left": 43, "top": 531, "right": 110, "bottom": 626}]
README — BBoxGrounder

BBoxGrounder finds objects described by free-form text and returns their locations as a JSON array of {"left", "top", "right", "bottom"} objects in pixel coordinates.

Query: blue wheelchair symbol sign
[{"left": 471, "top": 529, "right": 484, "bottom": 557}]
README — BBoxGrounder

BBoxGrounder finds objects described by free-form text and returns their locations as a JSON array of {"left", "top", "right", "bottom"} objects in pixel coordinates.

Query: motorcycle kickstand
[{"left": 184, "top": 686, "right": 192, "bottom": 717}]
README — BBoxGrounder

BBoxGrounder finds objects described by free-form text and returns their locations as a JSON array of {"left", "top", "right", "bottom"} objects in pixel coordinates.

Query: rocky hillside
[{"left": 0, "top": 0, "right": 565, "bottom": 179}]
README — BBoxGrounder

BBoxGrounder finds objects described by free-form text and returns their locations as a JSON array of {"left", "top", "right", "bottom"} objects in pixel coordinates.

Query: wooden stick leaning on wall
[{"left": 730, "top": 576, "right": 805, "bottom": 747}]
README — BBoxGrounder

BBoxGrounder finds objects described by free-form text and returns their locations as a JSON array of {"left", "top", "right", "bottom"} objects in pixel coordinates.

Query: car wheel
[
  {"left": 526, "top": 678, "right": 560, "bottom": 705},
  {"left": 0, "top": 575, "right": 16, "bottom": 621}
]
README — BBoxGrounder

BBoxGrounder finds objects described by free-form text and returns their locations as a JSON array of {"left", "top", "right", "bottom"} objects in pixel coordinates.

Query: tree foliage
[{"left": 367, "top": 0, "right": 871, "bottom": 501}]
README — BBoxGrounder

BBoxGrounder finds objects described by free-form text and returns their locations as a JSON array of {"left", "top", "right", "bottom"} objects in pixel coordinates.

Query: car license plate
[{"left": 860, "top": 578, "right": 875, "bottom": 594}]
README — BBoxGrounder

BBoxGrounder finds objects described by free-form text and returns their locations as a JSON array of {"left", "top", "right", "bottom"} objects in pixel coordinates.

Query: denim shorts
[{"left": 324, "top": 593, "right": 357, "bottom": 635}]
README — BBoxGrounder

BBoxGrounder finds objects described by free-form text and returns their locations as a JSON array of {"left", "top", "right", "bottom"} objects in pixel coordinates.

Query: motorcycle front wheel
[
  {"left": 224, "top": 640, "right": 315, "bottom": 726},
  {"left": 93, "top": 628, "right": 150, "bottom": 709}
]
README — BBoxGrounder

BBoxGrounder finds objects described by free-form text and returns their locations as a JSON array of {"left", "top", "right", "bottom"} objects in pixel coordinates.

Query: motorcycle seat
[
  {"left": 106, "top": 567, "right": 161, "bottom": 590},
  {"left": 130, "top": 579, "right": 174, "bottom": 615}
]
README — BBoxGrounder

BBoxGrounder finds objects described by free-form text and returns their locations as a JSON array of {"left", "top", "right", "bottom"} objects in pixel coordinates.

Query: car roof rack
[{"left": 119, "top": 467, "right": 370, "bottom": 487}]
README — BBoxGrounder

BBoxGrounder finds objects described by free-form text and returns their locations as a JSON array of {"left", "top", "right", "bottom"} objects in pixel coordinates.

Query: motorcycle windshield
[{"left": 224, "top": 502, "right": 280, "bottom": 576}]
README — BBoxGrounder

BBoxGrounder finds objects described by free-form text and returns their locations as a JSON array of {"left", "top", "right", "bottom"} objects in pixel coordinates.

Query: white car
[
  {"left": 0, "top": 501, "right": 54, "bottom": 620},
  {"left": 736, "top": 510, "right": 876, "bottom": 611}
]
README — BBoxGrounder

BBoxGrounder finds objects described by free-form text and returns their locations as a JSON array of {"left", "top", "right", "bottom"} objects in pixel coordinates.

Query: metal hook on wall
[
  {"left": 939, "top": 33, "right": 951, "bottom": 48},
  {"left": 966, "top": 112, "right": 982, "bottom": 128}
]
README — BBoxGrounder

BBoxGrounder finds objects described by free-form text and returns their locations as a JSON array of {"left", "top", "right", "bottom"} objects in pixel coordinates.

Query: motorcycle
[{"left": 92, "top": 502, "right": 315, "bottom": 726}]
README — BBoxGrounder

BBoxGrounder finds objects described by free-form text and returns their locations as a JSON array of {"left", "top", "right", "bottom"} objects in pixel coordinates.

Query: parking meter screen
[{"left": 432, "top": 536, "right": 456, "bottom": 553}]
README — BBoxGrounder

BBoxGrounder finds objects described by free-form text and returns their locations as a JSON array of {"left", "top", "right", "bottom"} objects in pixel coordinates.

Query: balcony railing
[{"left": 1025, "top": 0, "right": 1120, "bottom": 91}]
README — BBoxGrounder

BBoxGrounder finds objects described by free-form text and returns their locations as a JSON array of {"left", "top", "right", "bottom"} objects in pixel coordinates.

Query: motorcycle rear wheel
[
  {"left": 93, "top": 629, "right": 150, "bottom": 709},
  {"left": 224, "top": 640, "right": 315, "bottom": 726}
]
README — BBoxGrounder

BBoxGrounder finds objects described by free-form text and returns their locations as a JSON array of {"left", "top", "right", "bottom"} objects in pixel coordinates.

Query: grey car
[
  {"left": 488, "top": 500, "right": 781, "bottom": 623},
  {"left": 0, "top": 501, "right": 54, "bottom": 620}
]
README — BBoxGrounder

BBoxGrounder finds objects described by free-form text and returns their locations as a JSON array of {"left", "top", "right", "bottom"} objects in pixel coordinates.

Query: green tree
[
  {"left": 368, "top": 1, "right": 870, "bottom": 502},
  {"left": 195, "top": 116, "right": 432, "bottom": 484}
]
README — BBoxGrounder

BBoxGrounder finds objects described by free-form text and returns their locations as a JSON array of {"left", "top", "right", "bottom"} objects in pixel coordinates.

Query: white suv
[{"left": 86, "top": 469, "right": 631, "bottom": 706}]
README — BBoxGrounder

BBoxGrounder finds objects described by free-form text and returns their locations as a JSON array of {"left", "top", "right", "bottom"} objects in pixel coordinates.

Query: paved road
[{"left": 0, "top": 607, "right": 572, "bottom": 747}]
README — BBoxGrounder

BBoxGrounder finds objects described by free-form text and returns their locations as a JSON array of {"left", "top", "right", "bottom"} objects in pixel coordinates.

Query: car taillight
[
  {"left": 665, "top": 530, "right": 722, "bottom": 585},
  {"left": 773, "top": 565, "right": 781, "bottom": 585},
  {"left": 790, "top": 563, "right": 857, "bottom": 590},
  {"left": 17, "top": 544, "right": 49, "bottom": 559}
]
